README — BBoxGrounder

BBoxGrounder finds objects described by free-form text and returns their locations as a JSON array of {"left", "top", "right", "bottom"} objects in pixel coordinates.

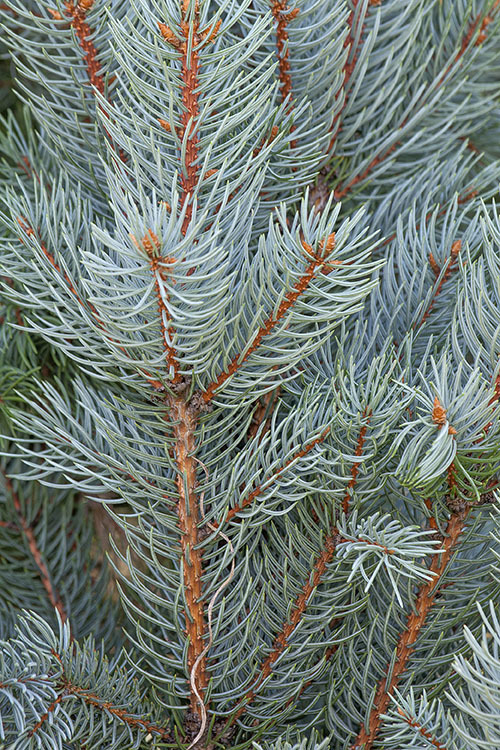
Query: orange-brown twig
[
  {"left": 159, "top": 2, "right": 202, "bottom": 235},
  {"left": 334, "top": 3, "right": 499, "bottom": 199},
  {"left": 63, "top": 1, "right": 104, "bottom": 94},
  {"left": 271, "top": 1, "right": 299, "bottom": 103},
  {"left": 396, "top": 707, "right": 449, "bottom": 750},
  {"left": 0, "top": 469, "right": 68, "bottom": 625},
  {"left": 202, "top": 234, "right": 337, "bottom": 402},
  {"left": 351, "top": 510, "right": 467, "bottom": 750},
  {"left": 65, "top": 683, "right": 172, "bottom": 739},
  {"left": 48, "top": 1, "right": 127, "bottom": 162},
  {"left": 270, "top": 1, "right": 299, "bottom": 147},
  {"left": 225, "top": 416, "right": 369, "bottom": 727},
  {"left": 418, "top": 240, "right": 461, "bottom": 327},
  {"left": 17, "top": 217, "right": 165, "bottom": 391},
  {"left": 214, "top": 427, "right": 330, "bottom": 527},
  {"left": 169, "top": 395, "right": 207, "bottom": 718},
  {"left": 229, "top": 533, "right": 339, "bottom": 725},
  {"left": 26, "top": 655, "right": 172, "bottom": 740},
  {"left": 343, "top": 411, "right": 370, "bottom": 514},
  {"left": 328, "top": 0, "right": 379, "bottom": 155},
  {"left": 28, "top": 694, "right": 65, "bottom": 736},
  {"left": 130, "top": 230, "right": 179, "bottom": 381}
]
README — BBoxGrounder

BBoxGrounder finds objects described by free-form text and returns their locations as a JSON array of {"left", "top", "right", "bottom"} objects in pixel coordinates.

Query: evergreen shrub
[{"left": 1, "top": 1, "right": 500, "bottom": 748}]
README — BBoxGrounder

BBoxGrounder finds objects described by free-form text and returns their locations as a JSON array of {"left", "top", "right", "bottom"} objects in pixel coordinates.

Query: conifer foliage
[{"left": 1, "top": 0, "right": 500, "bottom": 747}]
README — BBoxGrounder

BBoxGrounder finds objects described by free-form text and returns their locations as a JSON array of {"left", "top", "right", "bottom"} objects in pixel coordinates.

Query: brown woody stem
[
  {"left": 63, "top": 1, "right": 105, "bottom": 94},
  {"left": 270, "top": 1, "right": 299, "bottom": 147},
  {"left": 396, "top": 707, "right": 448, "bottom": 749},
  {"left": 343, "top": 411, "right": 370, "bottom": 514},
  {"left": 351, "top": 510, "right": 468, "bottom": 750},
  {"left": 26, "top": 654, "right": 172, "bottom": 740},
  {"left": 418, "top": 240, "right": 461, "bottom": 327},
  {"left": 328, "top": 0, "right": 368, "bottom": 155},
  {"left": 132, "top": 229, "right": 179, "bottom": 381},
  {"left": 334, "top": 3, "right": 499, "bottom": 200},
  {"left": 17, "top": 217, "right": 165, "bottom": 390},
  {"left": 201, "top": 235, "right": 337, "bottom": 403},
  {"left": 215, "top": 427, "right": 330, "bottom": 526},
  {"left": 1, "top": 469, "right": 68, "bottom": 625},
  {"left": 226, "top": 416, "right": 368, "bottom": 726},
  {"left": 160, "top": 3, "right": 202, "bottom": 236},
  {"left": 170, "top": 396, "right": 207, "bottom": 717},
  {"left": 65, "top": 683, "right": 172, "bottom": 739}
]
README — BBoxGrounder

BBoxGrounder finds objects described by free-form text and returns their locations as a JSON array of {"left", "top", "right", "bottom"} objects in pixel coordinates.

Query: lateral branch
[
  {"left": 377, "top": 187, "right": 478, "bottom": 255},
  {"left": 159, "top": 0, "right": 204, "bottom": 235},
  {"left": 17, "top": 217, "right": 87, "bottom": 309},
  {"left": 247, "top": 384, "right": 281, "bottom": 443},
  {"left": 334, "top": 3, "right": 498, "bottom": 199},
  {"left": 17, "top": 217, "right": 165, "bottom": 390},
  {"left": 418, "top": 240, "right": 461, "bottom": 327},
  {"left": 271, "top": 1, "right": 299, "bottom": 103},
  {"left": 215, "top": 427, "right": 330, "bottom": 526},
  {"left": 0, "top": 469, "right": 68, "bottom": 625},
  {"left": 343, "top": 410, "right": 370, "bottom": 514},
  {"left": 328, "top": 0, "right": 374, "bottom": 154},
  {"left": 130, "top": 229, "right": 179, "bottom": 381},
  {"left": 229, "top": 533, "right": 340, "bottom": 725},
  {"left": 61, "top": 0, "right": 105, "bottom": 95},
  {"left": 396, "top": 707, "right": 448, "bottom": 750},
  {"left": 201, "top": 233, "right": 337, "bottom": 402},
  {"left": 351, "top": 509, "right": 468, "bottom": 750},
  {"left": 270, "top": 1, "right": 299, "bottom": 147},
  {"left": 48, "top": 0, "right": 127, "bottom": 161},
  {"left": 65, "top": 683, "right": 173, "bottom": 739},
  {"left": 225, "top": 416, "right": 368, "bottom": 727},
  {"left": 27, "top": 658, "right": 172, "bottom": 740},
  {"left": 28, "top": 694, "right": 65, "bottom": 736}
]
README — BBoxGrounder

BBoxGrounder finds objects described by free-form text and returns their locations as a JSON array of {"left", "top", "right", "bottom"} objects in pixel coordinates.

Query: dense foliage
[{"left": 1, "top": 1, "right": 500, "bottom": 748}]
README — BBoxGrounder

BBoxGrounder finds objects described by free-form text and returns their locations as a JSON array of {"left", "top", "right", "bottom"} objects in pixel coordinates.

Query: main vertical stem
[
  {"left": 179, "top": 6, "right": 200, "bottom": 236},
  {"left": 170, "top": 396, "right": 207, "bottom": 716}
]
